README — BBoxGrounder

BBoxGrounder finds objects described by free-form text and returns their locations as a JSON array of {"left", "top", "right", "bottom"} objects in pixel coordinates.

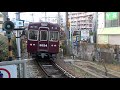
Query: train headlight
[{"left": 33, "top": 44, "right": 35, "bottom": 46}]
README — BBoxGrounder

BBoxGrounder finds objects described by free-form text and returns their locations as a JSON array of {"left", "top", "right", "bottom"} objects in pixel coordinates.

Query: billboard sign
[
  {"left": 12, "top": 20, "right": 24, "bottom": 28},
  {"left": 81, "top": 30, "right": 89, "bottom": 40},
  {"left": 106, "top": 12, "right": 118, "bottom": 20}
]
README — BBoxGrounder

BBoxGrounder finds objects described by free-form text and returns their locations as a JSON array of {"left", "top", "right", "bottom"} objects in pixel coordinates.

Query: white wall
[
  {"left": 109, "top": 35, "right": 120, "bottom": 45},
  {"left": 97, "top": 34, "right": 108, "bottom": 44},
  {"left": 98, "top": 12, "right": 105, "bottom": 29}
]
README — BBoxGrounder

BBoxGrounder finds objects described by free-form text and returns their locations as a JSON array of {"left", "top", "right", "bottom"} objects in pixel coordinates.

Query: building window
[{"left": 105, "top": 12, "right": 119, "bottom": 27}]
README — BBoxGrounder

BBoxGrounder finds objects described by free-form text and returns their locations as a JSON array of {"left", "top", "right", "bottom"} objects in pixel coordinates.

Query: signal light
[{"left": 3, "top": 21, "right": 14, "bottom": 31}]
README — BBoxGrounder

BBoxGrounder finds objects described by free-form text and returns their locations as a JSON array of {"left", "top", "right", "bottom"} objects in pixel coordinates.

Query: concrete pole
[
  {"left": 31, "top": 13, "right": 34, "bottom": 22},
  {"left": 65, "top": 12, "right": 70, "bottom": 55},
  {"left": 66, "top": 12, "right": 69, "bottom": 31},
  {"left": 16, "top": 12, "right": 21, "bottom": 60},
  {"left": 57, "top": 12, "right": 60, "bottom": 25},
  {"left": 65, "top": 12, "right": 69, "bottom": 40},
  {"left": 45, "top": 12, "right": 47, "bottom": 22},
  {"left": 16, "top": 12, "right": 22, "bottom": 78},
  {"left": 93, "top": 12, "right": 98, "bottom": 43},
  {"left": 69, "top": 13, "right": 73, "bottom": 54}
]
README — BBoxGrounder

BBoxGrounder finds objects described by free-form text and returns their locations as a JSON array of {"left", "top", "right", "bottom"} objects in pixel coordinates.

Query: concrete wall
[
  {"left": 97, "top": 35, "right": 108, "bottom": 44},
  {"left": 97, "top": 34, "right": 120, "bottom": 45},
  {"left": 109, "top": 35, "right": 120, "bottom": 45}
]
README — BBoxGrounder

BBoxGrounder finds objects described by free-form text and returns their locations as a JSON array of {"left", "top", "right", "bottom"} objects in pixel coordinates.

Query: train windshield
[
  {"left": 50, "top": 31, "right": 59, "bottom": 41},
  {"left": 40, "top": 30, "right": 48, "bottom": 41},
  {"left": 28, "top": 30, "right": 38, "bottom": 41}
]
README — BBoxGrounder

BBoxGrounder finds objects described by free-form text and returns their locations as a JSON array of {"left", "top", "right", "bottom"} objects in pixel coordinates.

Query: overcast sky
[{"left": 8, "top": 12, "right": 66, "bottom": 23}]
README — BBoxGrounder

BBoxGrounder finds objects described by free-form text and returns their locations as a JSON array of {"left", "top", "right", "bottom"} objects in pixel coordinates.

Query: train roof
[
  {"left": 28, "top": 22, "right": 60, "bottom": 31},
  {"left": 29, "top": 22, "right": 59, "bottom": 27}
]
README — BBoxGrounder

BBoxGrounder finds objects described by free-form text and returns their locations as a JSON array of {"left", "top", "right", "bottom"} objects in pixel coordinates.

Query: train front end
[{"left": 27, "top": 22, "right": 60, "bottom": 60}]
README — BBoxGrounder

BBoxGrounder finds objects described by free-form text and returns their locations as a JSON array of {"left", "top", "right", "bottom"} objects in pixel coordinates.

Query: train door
[
  {"left": 49, "top": 31, "right": 59, "bottom": 53},
  {"left": 39, "top": 27, "right": 48, "bottom": 52}
]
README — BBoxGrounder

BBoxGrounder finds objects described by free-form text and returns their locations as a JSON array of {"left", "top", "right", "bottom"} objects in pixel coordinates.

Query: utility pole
[
  {"left": 45, "top": 12, "right": 47, "bottom": 22},
  {"left": 31, "top": 13, "right": 34, "bottom": 22},
  {"left": 16, "top": 12, "right": 21, "bottom": 61},
  {"left": 57, "top": 12, "right": 60, "bottom": 25},
  {"left": 93, "top": 12, "right": 98, "bottom": 43},
  {"left": 66, "top": 12, "right": 69, "bottom": 40},
  {"left": 16, "top": 12, "right": 22, "bottom": 78},
  {"left": 65, "top": 12, "right": 70, "bottom": 55},
  {"left": 69, "top": 12, "right": 73, "bottom": 55}
]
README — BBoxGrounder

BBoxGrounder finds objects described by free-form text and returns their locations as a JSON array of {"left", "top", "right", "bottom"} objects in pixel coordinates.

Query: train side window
[
  {"left": 28, "top": 30, "right": 38, "bottom": 41},
  {"left": 50, "top": 31, "right": 59, "bottom": 41},
  {"left": 40, "top": 30, "right": 48, "bottom": 41}
]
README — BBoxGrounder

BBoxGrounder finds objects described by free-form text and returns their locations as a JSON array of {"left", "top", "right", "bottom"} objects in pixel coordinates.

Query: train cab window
[
  {"left": 28, "top": 30, "right": 38, "bottom": 41},
  {"left": 50, "top": 31, "right": 59, "bottom": 41},
  {"left": 40, "top": 30, "right": 48, "bottom": 41}
]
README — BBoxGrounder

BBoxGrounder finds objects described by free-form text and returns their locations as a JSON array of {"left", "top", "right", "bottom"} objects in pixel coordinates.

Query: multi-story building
[
  {"left": 97, "top": 12, "right": 120, "bottom": 45},
  {"left": 68, "top": 12, "right": 95, "bottom": 41},
  {"left": 0, "top": 12, "right": 4, "bottom": 29},
  {"left": 0, "top": 12, "right": 4, "bottom": 34},
  {"left": 68, "top": 12, "right": 94, "bottom": 30}
]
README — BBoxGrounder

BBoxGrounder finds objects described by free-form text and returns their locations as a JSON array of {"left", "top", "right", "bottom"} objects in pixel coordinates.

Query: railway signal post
[
  {"left": 3, "top": 18, "right": 14, "bottom": 61},
  {"left": 15, "top": 12, "right": 26, "bottom": 78}
]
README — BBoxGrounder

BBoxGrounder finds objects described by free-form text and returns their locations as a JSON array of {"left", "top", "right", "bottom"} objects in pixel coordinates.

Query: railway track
[
  {"left": 35, "top": 59, "right": 74, "bottom": 78},
  {"left": 73, "top": 60, "right": 120, "bottom": 78}
]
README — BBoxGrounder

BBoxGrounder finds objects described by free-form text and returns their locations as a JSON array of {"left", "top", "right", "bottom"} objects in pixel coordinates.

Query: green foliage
[
  {"left": 0, "top": 34, "right": 8, "bottom": 61},
  {"left": 21, "top": 39, "right": 24, "bottom": 53},
  {"left": 60, "top": 41, "right": 67, "bottom": 55},
  {"left": 0, "top": 34, "right": 19, "bottom": 61},
  {"left": 89, "top": 32, "right": 94, "bottom": 36}
]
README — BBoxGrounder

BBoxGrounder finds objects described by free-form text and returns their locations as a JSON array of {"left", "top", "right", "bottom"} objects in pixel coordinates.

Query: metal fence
[{"left": 0, "top": 59, "right": 30, "bottom": 78}]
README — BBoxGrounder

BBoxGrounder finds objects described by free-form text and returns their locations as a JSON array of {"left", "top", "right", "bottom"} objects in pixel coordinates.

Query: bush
[{"left": 0, "top": 35, "right": 8, "bottom": 61}]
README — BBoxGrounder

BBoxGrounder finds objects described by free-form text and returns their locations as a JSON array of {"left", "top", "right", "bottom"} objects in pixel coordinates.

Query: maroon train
[{"left": 27, "top": 22, "right": 60, "bottom": 60}]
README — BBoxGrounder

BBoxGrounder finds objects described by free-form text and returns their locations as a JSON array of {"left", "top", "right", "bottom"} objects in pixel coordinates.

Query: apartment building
[
  {"left": 0, "top": 12, "right": 3, "bottom": 29},
  {"left": 68, "top": 12, "right": 95, "bottom": 41},
  {"left": 0, "top": 12, "right": 4, "bottom": 35}
]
